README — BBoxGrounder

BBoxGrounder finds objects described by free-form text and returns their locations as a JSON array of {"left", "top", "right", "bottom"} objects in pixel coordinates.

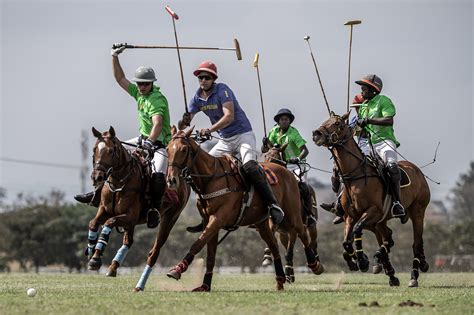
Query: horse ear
[
  {"left": 92, "top": 127, "right": 102, "bottom": 138},
  {"left": 281, "top": 142, "right": 288, "bottom": 152},
  {"left": 109, "top": 126, "right": 116, "bottom": 138},
  {"left": 185, "top": 126, "right": 195, "bottom": 137},
  {"left": 171, "top": 125, "right": 177, "bottom": 136},
  {"left": 341, "top": 111, "right": 350, "bottom": 121}
]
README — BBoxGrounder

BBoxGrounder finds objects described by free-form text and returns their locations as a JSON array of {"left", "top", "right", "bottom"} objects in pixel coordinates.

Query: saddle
[
  {"left": 223, "top": 154, "right": 278, "bottom": 186},
  {"left": 367, "top": 155, "right": 410, "bottom": 188}
]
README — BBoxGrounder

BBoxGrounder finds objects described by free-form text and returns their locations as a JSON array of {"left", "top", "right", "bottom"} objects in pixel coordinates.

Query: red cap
[{"left": 193, "top": 61, "right": 218, "bottom": 78}]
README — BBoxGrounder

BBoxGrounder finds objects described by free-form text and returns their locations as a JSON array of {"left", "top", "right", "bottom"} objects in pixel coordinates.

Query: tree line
[{"left": 0, "top": 162, "right": 472, "bottom": 273}]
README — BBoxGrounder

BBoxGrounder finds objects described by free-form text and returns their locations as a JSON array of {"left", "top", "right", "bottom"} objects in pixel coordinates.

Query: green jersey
[
  {"left": 268, "top": 125, "right": 307, "bottom": 160},
  {"left": 128, "top": 84, "right": 171, "bottom": 145},
  {"left": 358, "top": 94, "right": 400, "bottom": 147}
]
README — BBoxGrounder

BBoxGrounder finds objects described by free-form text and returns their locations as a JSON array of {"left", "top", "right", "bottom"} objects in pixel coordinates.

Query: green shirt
[
  {"left": 268, "top": 125, "right": 307, "bottom": 160},
  {"left": 128, "top": 84, "right": 171, "bottom": 145},
  {"left": 358, "top": 94, "right": 400, "bottom": 147}
]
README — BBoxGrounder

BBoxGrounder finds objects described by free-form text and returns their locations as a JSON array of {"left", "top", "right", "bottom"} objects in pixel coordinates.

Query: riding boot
[
  {"left": 147, "top": 173, "right": 166, "bottom": 229},
  {"left": 387, "top": 163, "right": 406, "bottom": 222},
  {"left": 242, "top": 160, "right": 284, "bottom": 225},
  {"left": 320, "top": 195, "right": 344, "bottom": 224},
  {"left": 186, "top": 221, "right": 205, "bottom": 233},
  {"left": 74, "top": 184, "right": 102, "bottom": 207},
  {"left": 298, "top": 182, "right": 316, "bottom": 226}
]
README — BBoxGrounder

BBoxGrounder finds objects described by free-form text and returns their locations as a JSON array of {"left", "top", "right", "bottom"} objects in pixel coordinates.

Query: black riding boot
[
  {"left": 186, "top": 221, "right": 205, "bottom": 233},
  {"left": 74, "top": 184, "right": 102, "bottom": 207},
  {"left": 147, "top": 173, "right": 166, "bottom": 228},
  {"left": 298, "top": 182, "right": 316, "bottom": 226},
  {"left": 387, "top": 163, "right": 406, "bottom": 223},
  {"left": 242, "top": 160, "right": 284, "bottom": 225}
]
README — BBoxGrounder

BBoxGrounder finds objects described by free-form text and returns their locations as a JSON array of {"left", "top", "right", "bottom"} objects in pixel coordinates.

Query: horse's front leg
[
  {"left": 342, "top": 216, "right": 359, "bottom": 271},
  {"left": 192, "top": 233, "right": 219, "bottom": 292},
  {"left": 106, "top": 227, "right": 134, "bottom": 277},
  {"left": 88, "top": 212, "right": 138, "bottom": 271},
  {"left": 351, "top": 210, "right": 378, "bottom": 273},
  {"left": 134, "top": 209, "right": 182, "bottom": 291},
  {"left": 167, "top": 215, "right": 223, "bottom": 282},
  {"left": 374, "top": 222, "right": 400, "bottom": 287},
  {"left": 283, "top": 232, "right": 296, "bottom": 283},
  {"left": 86, "top": 206, "right": 109, "bottom": 261}
]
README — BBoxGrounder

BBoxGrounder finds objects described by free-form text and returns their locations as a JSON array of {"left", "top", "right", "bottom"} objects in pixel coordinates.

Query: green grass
[{"left": 0, "top": 272, "right": 472, "bottom": 314}]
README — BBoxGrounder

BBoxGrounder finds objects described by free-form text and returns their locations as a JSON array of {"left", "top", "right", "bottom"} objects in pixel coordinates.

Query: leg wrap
[
  {"left": 304, "top": 247, "right": 317, "bottom": 266},
  {"left": 85, "top": 230, "right": 98, "bottom": 257},
  {"left": 285, "top": 251, "right": 294, "bottom": 264},
  {"left": 343, "top": 241, "right": 355, "bottom": 256},
  {"left": 203, "top": 272, "right": 213, "bottom": 289},
  {"left": 112, "top": 245, "right": 129, "bottom": 266},
  {"left": 136, "top": 265, "right": 153, "bottom": 290},
  {"left": 354, "top": 233, "right": 364, "bottom": 259},
  {"left": 95, "top": 225, "right": 112, "bottom": 252},
  {"left": 273, "top": 257, "right": 285, "bottom": 279}
]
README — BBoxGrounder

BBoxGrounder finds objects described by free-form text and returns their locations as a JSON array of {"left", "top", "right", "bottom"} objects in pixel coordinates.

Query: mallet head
[
  {"left": 344, "top": 20, "right": 362, "bottom": 26},
  {"left": 234, "top": 38, "right": 242, "bottom": 60},
  {"left": 304, "top": 35, "right": 310, "bottom": 41}
]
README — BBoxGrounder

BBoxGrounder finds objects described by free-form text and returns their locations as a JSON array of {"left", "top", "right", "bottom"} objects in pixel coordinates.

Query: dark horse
[
  {"left": 313, "top": 113, "right": 430, "bottom": 287},
  {"left": 164, "top": 128, "right": 323, "bottom": 291},
  {"left": 86, "top": 126, "right": 190, "bottom": 282},
  {"left": 261, "top": 143, "right": 322, "bottom": 282}
]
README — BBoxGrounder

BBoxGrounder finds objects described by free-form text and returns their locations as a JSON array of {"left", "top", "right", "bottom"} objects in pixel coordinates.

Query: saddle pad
[
  {"left": 262, "top": 165, "right": 278, "bottom": 185},
  {"left": 400, "top": 168, "right": 411, "bottom": 188}
]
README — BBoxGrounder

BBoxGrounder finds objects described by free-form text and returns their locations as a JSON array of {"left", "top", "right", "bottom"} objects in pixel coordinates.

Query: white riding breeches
[
  {"left": 372, "top": 140, "right": 398, "bottom": 164},
  {"left": 208, "top": 131, "right": 257, "bottom": 164},
  {"left": 357, "top": 137, "right": 370, "bottom": 156},
  {"left": 124, "top": 137, "right": 168, "bottom": 174},
  {"left": 287, "top": 163, "right": 309, "bottom": 182}
]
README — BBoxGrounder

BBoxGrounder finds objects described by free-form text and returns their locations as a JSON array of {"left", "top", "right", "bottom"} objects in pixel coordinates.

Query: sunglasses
[
  {"left": 198, "top": 75, "right": 213, "bottom": 81},
  {"left": 137, "top": 82, "right": 152, "bottom": 86}
]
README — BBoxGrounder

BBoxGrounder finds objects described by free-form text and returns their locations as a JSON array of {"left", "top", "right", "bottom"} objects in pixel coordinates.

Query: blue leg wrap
[
  {"left": 112, "top": 245, "right": 129, "bottom": 266},
  {"left": 95, "top": 225, "right": 112, "bottom": 252},
  {"left": 136, "top": 265, "right": 153, "bottom": 290},
  {"left": 86, "top": 230, "right": 99, "bottom": 257}
]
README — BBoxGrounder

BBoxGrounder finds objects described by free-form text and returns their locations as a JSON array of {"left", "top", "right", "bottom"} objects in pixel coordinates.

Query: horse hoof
[
  {"left": 276, "top": 282, "right": 284, "bottom": 291},
  {"left": 133, "top": 287, "right": 143, "bottom": 292},
  {"left": 314, "top": 263, "right": 324, "bottom": 275},
  {"left": 358, "top": 255, "right": 369, "bottom": 273},
  {"left": 373, "top": 263, "right": 383, "bottom": 274},
  {"left": 166, "top": 269, "right": 181, "bottom": 280},
  {"left": 105, "top": 269, "right": 117, "bottom": 277},
  {"left": 262, "top": 258, "right": 273, "bottom": 267},
  {"left": 389, "top": 277, "right": 400, "bottom": 287},
  {"left": 192, "top": 285, "right": 210, "bottom": 292},
  {"left": 408, "top": 279, "right": 418, "bottom": 287},
  {"left": 88, "top": 257, "right": 102, "bottom": 271},
  {"left": 420, "top": 262, "right": 429, "bottom": 273},
  {"left": 285, "top": 275, "right": 295, "bottom": 283}
]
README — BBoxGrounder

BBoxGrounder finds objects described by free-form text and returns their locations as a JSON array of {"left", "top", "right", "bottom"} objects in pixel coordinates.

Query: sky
[{"left": 0, "top": 0, "right": 472, "bottom": 204}]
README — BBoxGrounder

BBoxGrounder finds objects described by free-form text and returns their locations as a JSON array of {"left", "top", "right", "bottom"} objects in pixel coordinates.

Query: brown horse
[
  {"left": 86, "top": 126, "right": 190, "bottom": 281},
  {"left": 165, "top": 127, "right": 323, "bottom": 291},
  {"left": 313, "top": 113, "right": 430, "bottom": 287},
  {"left": 262, "top": 143, "right": 321, "bottom": 282}
]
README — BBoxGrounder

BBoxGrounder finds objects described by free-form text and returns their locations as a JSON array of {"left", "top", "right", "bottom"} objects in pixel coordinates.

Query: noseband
[{"left": 317, "top": 120, "right": 352, "bottom": 147}]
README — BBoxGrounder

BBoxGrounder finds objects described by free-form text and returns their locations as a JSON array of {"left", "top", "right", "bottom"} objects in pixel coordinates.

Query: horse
[
  {"left": 164, "top": 127, "right": 323, "bottom": 291},
  {"left": 86, "top": 126, "right": 190, "bottom": 282},
  {"left": 261, "top": 143, "right": 322, "bottom": 282},
  {"left": 312, "top": 112, "right": 430, "bottom": 287}
]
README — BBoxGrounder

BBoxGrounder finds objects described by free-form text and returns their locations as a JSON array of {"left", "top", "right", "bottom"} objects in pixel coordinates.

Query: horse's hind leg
[
  {"left": 408, "top": 205, "right": 428, "bottom": 287},
  {"left": 374, "top": 223, "right": 400, "bottom": 287},
  {"left": 342, "top": 217, "right": 359, "bottom": 271},
  {"left": 366, "top": 226, "right": 384, "bottom": 274},
  {"left": 106, "top": 228, "right": 134, "bottom": 277},
  {"left": 294, "top": 219, "right": 323, "bottom": 275},
  {"left": 256, "top": 222, "right": 286, "bottom": 290},
  {"left": 192, "top": 234, "right": 219, "bottom": 292}
]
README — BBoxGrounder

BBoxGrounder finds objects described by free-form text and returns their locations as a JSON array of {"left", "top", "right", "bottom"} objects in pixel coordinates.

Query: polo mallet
[
  {"left": 165, "top": 6, "right": 188, "bottom": 113},
  {"left": 114, "top": 40, "right": 242, "bottom": 61},
  {"left": 344, "top": 20, "right": 362, "bottom": 113},
  {"left": 253, "top": 53, "right": 267, "bottom": 136},
  {"left": 303, "top": 36, "right": 331, "bottom": 115}
]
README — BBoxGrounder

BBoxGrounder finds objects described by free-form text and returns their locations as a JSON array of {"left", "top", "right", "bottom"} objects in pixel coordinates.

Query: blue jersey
[{"left": 188, "top": 83, "right": 252, "bottom": 138}]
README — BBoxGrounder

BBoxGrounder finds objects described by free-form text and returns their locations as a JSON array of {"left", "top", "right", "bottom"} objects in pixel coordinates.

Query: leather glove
[
  {"left": 182, "top": 112, "right": 192, "bottom": 126},
  {"left": 262, "top": 137, "right": 270, "bottom": 146},
  {"left": 111, "top": 43, "right": 127, "bottom": 56},
  {"left": 199, "top": 128, "right": 211, "bottom": 137},
  {"left": 357, "top": 117, "right": 369, "bottom": 128},
  {"left": 287, "top": 157, "right": 300, "bottom": 164},
  {"left": 142, "top": 139, "right": 155, "bottom": 157}
]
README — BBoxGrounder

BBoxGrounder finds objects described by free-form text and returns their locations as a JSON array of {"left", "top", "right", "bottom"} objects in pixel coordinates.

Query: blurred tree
[{"left": 449, "top": 161, "right": 474, "bottom": 222}]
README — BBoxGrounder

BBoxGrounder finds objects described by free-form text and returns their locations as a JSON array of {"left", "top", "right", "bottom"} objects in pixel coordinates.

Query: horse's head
[
  {"left": 312, "top": 111, "right": 351, "bottom": 147},
  {"left": 91, "top": 126, "right": 120, "bottom": 186},
  {"left": 263, "top": 142, "right": 288, "bottom": 166},
  {"left": 166, "top": 126, "right": 195, "bottom": 190}
]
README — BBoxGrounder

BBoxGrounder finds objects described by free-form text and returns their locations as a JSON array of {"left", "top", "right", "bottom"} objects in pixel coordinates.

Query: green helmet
[{"left": 132, "top": 66, "right": 157, "bottom": 82}]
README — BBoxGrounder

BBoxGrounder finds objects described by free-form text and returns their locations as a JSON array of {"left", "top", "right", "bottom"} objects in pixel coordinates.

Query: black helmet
[
  {"left": 132, "top": 66, "right": 157, "bottom": 82},
  {"left": 274, "top": 108, "right": 295, "bottom": 124},
  {"left": 355, "top": 74, "right": 383, "bottom": 93}
]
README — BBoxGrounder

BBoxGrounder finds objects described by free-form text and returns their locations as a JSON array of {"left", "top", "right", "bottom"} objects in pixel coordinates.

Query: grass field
[{"left": 0, "top": 271, "right": 472, "bottom": 314}]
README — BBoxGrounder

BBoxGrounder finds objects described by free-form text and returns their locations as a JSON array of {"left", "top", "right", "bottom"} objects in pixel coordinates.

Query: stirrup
[
  {"left": 269, "top": 204, "right": 284, "bottom": 225},
  {"left": 332, "top": 216, "right": 344, "bottom": 225},
  {"left": 186, "top": 222, "right": 205, "bottom": 233},
  {"left": 147, "top": 208, "right": 160, "bottom": 229},
  {"left": 390, "top": 201, "right": 405, "bottom": 218}
]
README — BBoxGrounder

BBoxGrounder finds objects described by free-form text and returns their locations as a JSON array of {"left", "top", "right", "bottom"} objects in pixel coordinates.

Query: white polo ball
[{"left": 27, "top": 288, "right": 37, "bottom": 297}]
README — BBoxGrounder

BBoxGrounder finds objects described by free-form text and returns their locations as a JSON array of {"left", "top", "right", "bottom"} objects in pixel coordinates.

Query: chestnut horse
[
  {"left": 86, "top": 127, "right": 190, "bottom": 281},
  {"left": 165, "top": 128, "right": 323, "bottom": 291},
  {"left": 313, "top": 113, "right": 430, "bottom": 287},
  {"left": 262, "top": 143, "right": 321, "bottom": 282}
]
